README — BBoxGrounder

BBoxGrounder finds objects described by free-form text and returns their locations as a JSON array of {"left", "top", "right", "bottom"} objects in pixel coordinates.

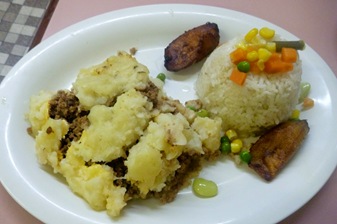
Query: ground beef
[
  {"left": 114, "top": 179, "right": 141, "bottom": 199},
  {"left": 105, "top": 97, "right": 117, "bottom": 107},
  {"left": 150, "top": 152, "right": 202, "bottom": 203},
  {"left": 138, "top": 81, "right": 160, "bottom": 108},
  {"left": 108, "top": 157, "right": 142, "bottom": 199},
  {"left": 60, "top": 116, "right": 89, "bottom": 156},
  {"left": 49, "top": 90, "right": 89, "bottom": 156},
  {"left": 46, "top": 126, "right": 53, "bottom": 134},
  {"left": 203, "top": 148, "right": 221, "bottom": 161},
  {"left": 107, "top": 152, "right": 202, "bottom": 202},
  {"left": 107, "top": 157, "right": 127, "bottom": 177},
  {"left": 49, "top": 90, "right": 82, "bottom": 123}
]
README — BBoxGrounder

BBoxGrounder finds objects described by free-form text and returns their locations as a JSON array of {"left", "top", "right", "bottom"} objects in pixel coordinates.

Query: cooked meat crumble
[
  {"left": 49, "top": 90, "right": 89, "bottom": 156},
  {"left": 151, "top": 152, "right": 202, "bottom": 203},
  {"left": 49, "top": 90, "right": 82, "bottom": 122},
  {"left": 138, "top": 81, "right": 160, "bottom": 108}
]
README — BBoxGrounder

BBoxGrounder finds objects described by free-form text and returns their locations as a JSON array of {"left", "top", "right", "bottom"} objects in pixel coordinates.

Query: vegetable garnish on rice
[{"left": 228, "top": 27, "right": 305, "bottom": 85}]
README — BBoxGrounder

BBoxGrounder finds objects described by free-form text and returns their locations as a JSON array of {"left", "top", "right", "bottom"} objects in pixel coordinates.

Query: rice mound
[{"left": 195, "top": 36, "right": 302, "bottom": 137}]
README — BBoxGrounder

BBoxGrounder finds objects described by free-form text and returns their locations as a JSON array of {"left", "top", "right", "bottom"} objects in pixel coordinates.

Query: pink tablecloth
[{"left": 1, "top": 1, "right": 337, "bottom": 223}]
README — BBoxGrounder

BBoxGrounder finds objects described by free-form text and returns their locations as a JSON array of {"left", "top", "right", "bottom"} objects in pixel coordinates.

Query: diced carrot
[
  {"left": 264, "top": 60, "right": 293, "bottom": 73},
  {"left": 230, "top": 68, "right": 247, "bottom": 85},
  {"left": 269, "top": 52, "right": 282, "bottom": 61},
  {"left": 282, "top": 62, "right": 294, "bottom": 72},
  {"left": 246, "top": 45, "right": 258, "bottom": 52},
  {"left": 281, "top": 47, "right": 298, "bottom": 63},
  {"left": 249, "top": 61, "right": 261, "bottom": 74},
  {"left": 230, "top": 48, "right": 247, "bottom": 64},
  {"left": 264, "top": 52, "right": 293, "bottom": 73},
  {"left": 302, "top": 97, "right": 314, "bottom": 110}
]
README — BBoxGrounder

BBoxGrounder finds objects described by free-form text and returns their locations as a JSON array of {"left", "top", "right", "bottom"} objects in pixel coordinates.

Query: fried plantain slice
[
  {"left": 164, "top": 22, "right": 220, "bottom": 72},
  {"left": 248, "top": 120, "right": 309, "bottom": 181}
]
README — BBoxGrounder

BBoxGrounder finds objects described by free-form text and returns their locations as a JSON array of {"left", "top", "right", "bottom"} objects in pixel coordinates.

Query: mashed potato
[
  {"left": 71, "top": 89, "right": 152, "bottom": 162},
  {"left": 27, "top": 51, "right": 222, "bottom": 217},
  {"left": 73, "top": 51, "right": 150, "bottom": 110}
]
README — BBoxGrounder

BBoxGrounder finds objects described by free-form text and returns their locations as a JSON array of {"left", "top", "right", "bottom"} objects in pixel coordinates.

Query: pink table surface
[{"left": 1, "top": 0, "right": 337, "bottom": 223}]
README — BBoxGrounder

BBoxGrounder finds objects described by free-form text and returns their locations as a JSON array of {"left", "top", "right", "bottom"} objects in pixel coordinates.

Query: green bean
[
  {"left": 298, "top": 82, "right": 311, "bottom": 103},
  {"left": 273, "top": 40, "right": 305, "bottom": 52}
]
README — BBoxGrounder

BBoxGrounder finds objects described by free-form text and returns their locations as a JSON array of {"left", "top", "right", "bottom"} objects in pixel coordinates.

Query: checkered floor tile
[{"left": 0, "top": 0, "right": 51, "bottom": 82}]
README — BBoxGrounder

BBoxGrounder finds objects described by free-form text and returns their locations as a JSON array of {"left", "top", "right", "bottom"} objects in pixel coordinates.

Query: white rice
[{"left": 195, "top": 36, "right": 302, "bottom": 137}]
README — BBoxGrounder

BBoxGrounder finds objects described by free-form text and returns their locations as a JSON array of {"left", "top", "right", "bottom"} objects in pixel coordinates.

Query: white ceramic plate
[{"left": 1, "top": 4, "right": 337, "bottom": 224}]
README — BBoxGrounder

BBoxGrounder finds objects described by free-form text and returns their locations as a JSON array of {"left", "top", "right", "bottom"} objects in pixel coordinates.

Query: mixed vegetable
[
  {"left": 229, "top": 27, "right": 305, "bottom": 86},
  {"left": 298, "top": 82, "right": 314, "bottom": 110},
  {"left": 290, "top": 81, "right": 314, "bottom": 120},
  {"left": 220, "top": 129, "right": 251, "bottom": 164}
]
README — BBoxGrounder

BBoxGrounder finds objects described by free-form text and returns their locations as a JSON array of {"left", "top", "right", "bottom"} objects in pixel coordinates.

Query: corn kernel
[
  {"left": 259, "top": 27, "right": 275, "bottom": 39},
  {"left": 290, "top": 109, "right": 300, "bottom": 120},
  {"left": 231, "top": 139, "right": 243, "bottom": 153},
  {"left": 236, "top": 41, "right": 248, "bottom": 50},
  {"left": 225, "top": 129, "right": 237, "bottom": 141},
  {"left": 245, "top": 28, "right": 258, "bottom": 42},
  {"left": 258, "top": 48, "right": 272, "bottom": 62},
  {"left": 251, "top": 35, "right": 266, "bottom": 46},
  {"left": 246, "top": 51, "right": 258, "bottom": 62},
  {"left": 265, "top": 42, "right": 276, "bottom": 52},
  {"left": 257, "top": 59, "right": 265, "bottom": 71}
]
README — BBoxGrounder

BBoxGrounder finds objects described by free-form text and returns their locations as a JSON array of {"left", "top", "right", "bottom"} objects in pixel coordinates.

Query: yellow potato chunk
[
  {"left": 154, "top": 113, "right": 204, "bottom": 156},
  {"left": 60, "top": 146, "right": 126, "bottom": 216},
  {"left": 27, "top": 91, "right": 53, "bottom": 137},
  {"left": 125, "top": 134, "right": 165, "bottom": 196},
  {"left": 125, "top": 113, "right": 205, "bottom": 196},
  {"left": 71, "top": 89, "right": 152, "bottom": 162},
  {"left": 192, "top": 116, "right": 222, "bottom": 152},
  {"left": 73, "top": 51, "right": 150, "bottom": 110},
  {"left": 35, "top": 118, "right": 69, "bottom": 172},
  {"left": 125, "top": 120, "right": 181, "bottom": 196}
]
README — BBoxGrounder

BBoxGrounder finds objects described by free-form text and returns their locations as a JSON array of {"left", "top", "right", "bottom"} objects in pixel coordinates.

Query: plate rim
[{"left": 1, "top": 3, "right": 337, "bottom": 224}]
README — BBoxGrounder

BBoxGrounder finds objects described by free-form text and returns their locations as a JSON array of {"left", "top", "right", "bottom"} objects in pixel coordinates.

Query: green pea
[
  {"left": 196, "top": 109, "right": 209, "bottom": 117},
  {"left": 237, "top": 61, "right": 250, "bottom": 73},
  {"left": 298, "top": 82, "right": 311, "bottom": 103},
  {"left": 220, "top": 136, "right": 231, "bottom": 154},
  {"left": 240, "top": 150, "right": 252, "bottom": 163},
  {"left": 187, "top": 105, "right": 197, "bottom": 111},
  {"left": 192, "top": 178, "right": 218, "bottom": 198},
  {"left": 220, "top": 136, "right": 230, "bottom": 144},
  {"left": 220, "top": 141, "right": 231, "bottom": 154},
  {"left": 156, "top": 73, "right": 166, "bottom": 82}
]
